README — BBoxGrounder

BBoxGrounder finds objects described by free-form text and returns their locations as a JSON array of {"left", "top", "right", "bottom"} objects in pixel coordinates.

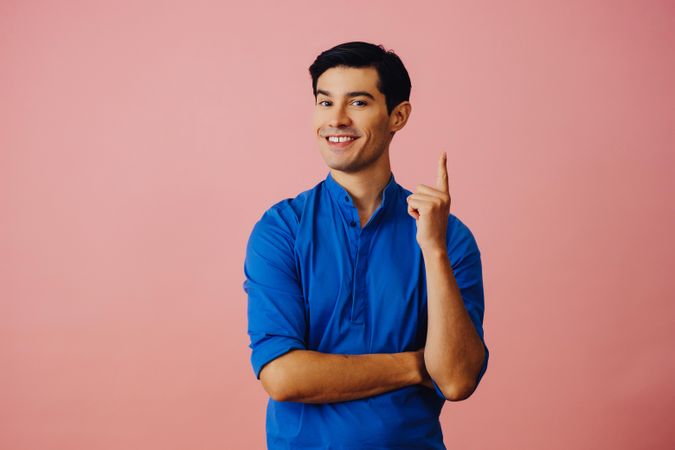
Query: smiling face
[{"left": 312, "top": 66, "right": 410, "bottom": 174}]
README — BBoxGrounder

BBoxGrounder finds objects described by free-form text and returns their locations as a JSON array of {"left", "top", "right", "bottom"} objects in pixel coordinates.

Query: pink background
[{"left": 2, "top": 1, "right": 674, "bottom": 449}]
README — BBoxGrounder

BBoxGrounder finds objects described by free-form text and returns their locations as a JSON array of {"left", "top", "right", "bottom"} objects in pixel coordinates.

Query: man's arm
[
  {"left": 423, "top": 247, "right": 486, "bottom": 401},
  {"left": 244, "top": 207, "right": 436, "bottom": 403},
  {"left": 406, "top": 154, "right": 489, "bottom": 402},
  {"left": 261, "top": 348, "right": 435, "bottom": 403}
]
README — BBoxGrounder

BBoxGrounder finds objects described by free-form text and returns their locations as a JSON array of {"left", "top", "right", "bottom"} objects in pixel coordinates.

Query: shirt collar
[{"left": 324, "top": 170, "right": 399, "bottom": 218}]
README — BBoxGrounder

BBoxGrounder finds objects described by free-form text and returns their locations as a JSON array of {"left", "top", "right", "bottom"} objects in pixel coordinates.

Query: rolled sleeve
[
  {"left": 431, "top": 217, "right": 489, "bottom": 400},
  {"left": 243, "top": 206, "right": 307, "bottom": 380}
]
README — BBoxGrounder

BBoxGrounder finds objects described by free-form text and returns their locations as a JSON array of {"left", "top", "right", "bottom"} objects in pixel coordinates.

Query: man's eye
[{"left": 317, "top": 100, "right": 367, "bottom": 107}]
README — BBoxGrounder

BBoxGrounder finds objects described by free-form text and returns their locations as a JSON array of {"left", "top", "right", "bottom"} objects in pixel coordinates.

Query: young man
[{"left": 243, "top": 41, "right": 489, "bottom": 449}]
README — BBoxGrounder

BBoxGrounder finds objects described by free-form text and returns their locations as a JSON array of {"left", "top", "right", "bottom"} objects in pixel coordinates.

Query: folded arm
[
  {"left": 260, "top": 348, "right": 435, "bottom": 403},
  {"left": 244, "top": 209, "right": 436, "bottom": 404}
]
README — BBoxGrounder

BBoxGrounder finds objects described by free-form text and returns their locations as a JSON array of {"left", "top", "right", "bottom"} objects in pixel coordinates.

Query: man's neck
[{"left": 330, "top": 164, "right": 392, "bottom": 224}]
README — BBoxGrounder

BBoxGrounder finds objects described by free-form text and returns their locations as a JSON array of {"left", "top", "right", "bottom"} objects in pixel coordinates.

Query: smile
[
  {"left": 328, "top": 136, "right": 356, "bottom": 142},
  {"left": 325, "top": 136, "right": 360, "bottom": 149}
]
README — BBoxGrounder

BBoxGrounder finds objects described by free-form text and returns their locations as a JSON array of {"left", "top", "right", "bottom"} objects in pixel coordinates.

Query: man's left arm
[{"left": 406, "top": 151, "right": 488, "bottom": 401}]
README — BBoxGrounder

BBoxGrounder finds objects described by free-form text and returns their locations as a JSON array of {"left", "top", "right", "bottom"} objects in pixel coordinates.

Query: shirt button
[
  {"left": 344, "top": 195, "right": 349, "bottom": 202},
  {"left": 350, "top": 220, "right": 356, "bottom": 227}
]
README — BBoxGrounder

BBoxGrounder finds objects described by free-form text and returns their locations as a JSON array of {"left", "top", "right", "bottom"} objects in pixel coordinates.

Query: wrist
[{"left": 420, "top": 245, "right": 447, "bottom": 259}]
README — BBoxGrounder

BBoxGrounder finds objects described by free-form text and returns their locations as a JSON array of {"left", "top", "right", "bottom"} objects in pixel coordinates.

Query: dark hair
[{"left": 308, "top": 41, "right": 411, "bottom": 116}]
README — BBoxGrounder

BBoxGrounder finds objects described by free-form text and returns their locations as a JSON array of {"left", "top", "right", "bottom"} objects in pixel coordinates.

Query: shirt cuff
[{"left": 251, "top": 336, "right": 306, "bottom": 380}]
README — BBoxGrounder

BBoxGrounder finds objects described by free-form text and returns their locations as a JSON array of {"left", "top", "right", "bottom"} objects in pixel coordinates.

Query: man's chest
[{"left": 294, "top": 220, "right": 429, "bottom": 353}]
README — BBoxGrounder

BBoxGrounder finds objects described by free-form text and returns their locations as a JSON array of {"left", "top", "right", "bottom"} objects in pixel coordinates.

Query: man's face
[{"left": 312, "top": 66, "right": 396, "bottom": 174}]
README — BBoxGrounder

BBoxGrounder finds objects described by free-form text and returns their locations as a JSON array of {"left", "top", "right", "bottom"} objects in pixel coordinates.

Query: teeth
[{"left": 328, "top": 136, "right": 356, "bottom": 143}]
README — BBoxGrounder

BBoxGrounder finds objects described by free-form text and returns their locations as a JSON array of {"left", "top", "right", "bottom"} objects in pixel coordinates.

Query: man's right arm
[
  {"left": 260, "top": 348, "right": 436, "bottom": 403},
  {"left": 244, "top": 208, "right": 435, "bottom": 403}
]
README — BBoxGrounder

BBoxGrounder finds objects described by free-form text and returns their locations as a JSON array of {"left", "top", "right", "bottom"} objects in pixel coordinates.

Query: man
[{"left": 242, "top": 41, "right": 489, "bottom": 449}]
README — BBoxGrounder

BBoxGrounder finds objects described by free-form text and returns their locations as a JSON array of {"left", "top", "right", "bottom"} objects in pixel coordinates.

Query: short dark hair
[{"left": 308, "top": 41, "right": 411, "bottom": 116}]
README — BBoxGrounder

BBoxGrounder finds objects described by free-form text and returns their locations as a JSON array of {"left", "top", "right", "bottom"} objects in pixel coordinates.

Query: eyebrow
[{"left": 316, "top": 89, "right": 375, "bottom": 101}]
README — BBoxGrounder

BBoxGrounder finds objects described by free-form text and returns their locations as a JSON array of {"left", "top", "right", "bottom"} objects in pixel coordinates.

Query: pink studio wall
[{"left": 2, "top": 1, "right": 673, "bottom": 449}]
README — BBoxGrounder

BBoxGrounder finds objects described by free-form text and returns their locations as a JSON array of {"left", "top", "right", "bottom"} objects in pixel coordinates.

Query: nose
[{"left": 328, "top": 103, "right": 352, "bottom": 128}]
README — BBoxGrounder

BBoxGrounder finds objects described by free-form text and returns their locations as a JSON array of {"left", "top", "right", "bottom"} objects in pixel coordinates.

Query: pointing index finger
[{"left": 436, "top": 151, "right": 448, "bottom": 193}]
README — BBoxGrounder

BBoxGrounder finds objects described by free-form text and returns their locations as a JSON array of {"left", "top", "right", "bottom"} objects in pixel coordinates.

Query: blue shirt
[{"left": 243, "top": 171, "right": 489, "bottom": 450}]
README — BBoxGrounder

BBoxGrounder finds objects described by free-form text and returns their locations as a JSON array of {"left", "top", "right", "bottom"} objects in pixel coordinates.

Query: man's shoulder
[
  {"left": 446, "top": 213, "right": 481, "bottom": 263},
  {"left": 249, "top": 179, "right": 323, "bottom": 240},
  {"left": 448, "top": 213, "right": 471, "bottom": 236},
  {"left": 262, "top": 179, "right": 321, "bottom": 219}
]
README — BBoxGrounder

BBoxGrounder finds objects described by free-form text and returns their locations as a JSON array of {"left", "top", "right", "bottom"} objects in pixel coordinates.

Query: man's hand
[{"left": 406, "top": 151, "right": 452, "bottom": 253}]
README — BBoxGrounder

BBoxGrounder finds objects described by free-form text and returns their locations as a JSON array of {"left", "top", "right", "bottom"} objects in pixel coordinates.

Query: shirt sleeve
[
  {"left": 242, "top": 206, "right": 307, "bottom": 380},
  {"left": 430, "top": 216, "right": 489, "bottom": 400}
]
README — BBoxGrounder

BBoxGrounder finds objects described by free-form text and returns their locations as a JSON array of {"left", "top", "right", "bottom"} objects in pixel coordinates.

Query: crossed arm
[
  {"left": 245, "top": 210, "right": 487, "bottom": 405},
  {"left": 259, "top": 348, "right": 435, "bottom": 403},
  {"left": 257, "top": 247, "right": 487, "bottom": 404},
  {"left": 255, "top": 250, "right": 486, "bottom": 404}
]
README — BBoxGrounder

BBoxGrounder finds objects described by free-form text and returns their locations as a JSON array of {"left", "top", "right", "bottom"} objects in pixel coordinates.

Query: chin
[
  {"left": 321, "top": 155, "right": 352, "bottom": 172},
  {"left": 323, "top": 159, "right": 350, "bottom": 171},
  {"left": 328, "top": 160, "right": 365, "bottom": 174}
]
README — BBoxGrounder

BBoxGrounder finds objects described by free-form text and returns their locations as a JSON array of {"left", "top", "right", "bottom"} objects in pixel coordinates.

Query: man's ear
[{"left": 389, "top": 101, "right": 412, "bottom": 133}]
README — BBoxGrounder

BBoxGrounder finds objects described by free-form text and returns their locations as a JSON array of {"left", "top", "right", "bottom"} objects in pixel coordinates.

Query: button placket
[{"left": 350, "top": 230, "right": 371, "bottom": 324}]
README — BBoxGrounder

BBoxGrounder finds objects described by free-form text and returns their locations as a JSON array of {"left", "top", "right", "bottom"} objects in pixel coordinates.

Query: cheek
[{"left": 311, "top": 112, "right": 324, "bottom": 127}]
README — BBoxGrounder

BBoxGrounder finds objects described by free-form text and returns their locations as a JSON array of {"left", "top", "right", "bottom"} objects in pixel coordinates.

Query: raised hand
[{"left": 406, "top": 151, "right": 452, "bottom": 253}]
